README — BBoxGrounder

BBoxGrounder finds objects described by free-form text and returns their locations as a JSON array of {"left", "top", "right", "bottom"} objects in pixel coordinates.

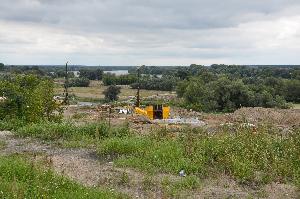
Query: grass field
[
  {"left": 293, "top": 104, "right": 300, "bottom": 109},
  {"left": 54, "top": 80, "right": 171, "bottom": 100}
]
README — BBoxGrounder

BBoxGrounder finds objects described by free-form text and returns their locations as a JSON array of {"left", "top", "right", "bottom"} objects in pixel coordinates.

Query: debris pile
[
  {"left": 153, "top": 117, "right": 205, "bottom": 126},
  {"left": 230, "top": 107, "right": 300, "bottom": 127}
]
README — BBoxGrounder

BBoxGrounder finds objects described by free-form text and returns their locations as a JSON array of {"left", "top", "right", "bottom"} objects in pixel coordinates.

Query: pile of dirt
[
  {"left": 230, "top": 107, "right": 300, "bottom": 128},
  {"left": 170, "top": 107, "right": 203, "bottom": 119}
]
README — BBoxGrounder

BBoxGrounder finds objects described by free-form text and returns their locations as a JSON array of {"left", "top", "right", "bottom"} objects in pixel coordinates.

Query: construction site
[{"left": 1, "top": 63, "right": 300, "bottom": 198}]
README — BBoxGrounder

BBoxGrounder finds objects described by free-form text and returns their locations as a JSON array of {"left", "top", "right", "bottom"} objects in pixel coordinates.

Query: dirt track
[{"left": 0, "top": 131, "right": 299, "bottom": 199}]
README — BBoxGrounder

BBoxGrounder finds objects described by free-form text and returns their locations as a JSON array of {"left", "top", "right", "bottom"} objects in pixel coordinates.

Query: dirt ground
[
  {"left": 1, "top": 131, "right": 299, "bottom": 199},
  {"left": 3, "top": 105, "right": 298, "bottom": 198},
  {"left": 62, "top": 106, "right": 300, "bottom": 138},
  {"left": 229, "top": 107, "right": 300, "bottom": 128}
]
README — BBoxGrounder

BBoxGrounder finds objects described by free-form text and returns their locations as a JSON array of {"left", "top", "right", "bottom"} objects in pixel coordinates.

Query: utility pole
[
  {"left": 136, "top": 66, "right": 141, "bottom": 107},
  {"left": 63, "top": 61, "right": 69, "bottom": 105}
]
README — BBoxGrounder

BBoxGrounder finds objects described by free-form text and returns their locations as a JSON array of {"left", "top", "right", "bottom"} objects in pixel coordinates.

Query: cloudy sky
[{"left": 0, "top": 0, "right": 300, "bottom": 65}]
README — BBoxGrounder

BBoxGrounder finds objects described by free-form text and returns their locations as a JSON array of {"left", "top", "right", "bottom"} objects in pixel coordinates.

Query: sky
[{"left": 0, "top": 0, "right": 300, "bottom": 66}]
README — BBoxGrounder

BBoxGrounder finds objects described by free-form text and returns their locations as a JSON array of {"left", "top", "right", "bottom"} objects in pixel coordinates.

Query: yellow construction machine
[
  {"left": 133, "top": 66, "right": 170, "bottom": 120},
  {"left": 135, "top": 105, "right": 170, "bottom": 120}
]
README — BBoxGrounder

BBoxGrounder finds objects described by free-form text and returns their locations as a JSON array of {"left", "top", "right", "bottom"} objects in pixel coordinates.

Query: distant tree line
[
  {"left": 2, "top": 64, "right": 300, "bottom": 112},
  {"left": 0, "top": 63, "right": 4, "bottom": 71},
  {"left": 176, "top": 64, "right": 300, "bottom": 112},
  {"left": 131, "top": 75, "right": 179, "bottom": 91},
  {"left": 68, "top": 78, "right": 90, "bottom": 87},
  {"left": 79, "top": 69, "right": 103, "bottom": 80},
  {"left": 102, "top": 74, "right": 137, "bottom": 86},
  {"left": 102, "top": 73, "right": 178, "bottom": 91}
]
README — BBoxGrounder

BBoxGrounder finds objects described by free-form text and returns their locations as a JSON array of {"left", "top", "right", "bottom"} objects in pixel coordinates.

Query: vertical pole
[
  {"left": 64, "top": 61, "right": 69, "bottom": 105},
  {"left": 136, "top": 66, "right": 141, "bottom": 107},
  {"left": 108, "top": 107, "right": 111, "bottom": 129}
]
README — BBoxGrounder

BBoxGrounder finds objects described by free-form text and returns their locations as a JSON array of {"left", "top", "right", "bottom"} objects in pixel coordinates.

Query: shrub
[
  {"left": 0, "top": 74, "right": 62, "bottom": 122},
  {"left": 103, "top": 85, "right": 121, "bottom": 102},
  {"left": 68, "top": 78, "right": 90, "bottom": 87}
]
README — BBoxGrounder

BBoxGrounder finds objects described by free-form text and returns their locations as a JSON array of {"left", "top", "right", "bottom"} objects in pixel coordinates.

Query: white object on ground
[{"left": 179, "top": 169, "right": 186, "bottom": 177}]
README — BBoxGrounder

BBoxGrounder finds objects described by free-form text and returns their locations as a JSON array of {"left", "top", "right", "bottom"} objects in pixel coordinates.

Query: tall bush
[{"left": 0, "top": 75, "right": 62, "bottom": 122}]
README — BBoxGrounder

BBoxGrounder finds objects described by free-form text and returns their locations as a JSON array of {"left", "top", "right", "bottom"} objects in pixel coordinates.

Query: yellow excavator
[{"left": 134, "top": 66, "right": 170, "bottom": 120}]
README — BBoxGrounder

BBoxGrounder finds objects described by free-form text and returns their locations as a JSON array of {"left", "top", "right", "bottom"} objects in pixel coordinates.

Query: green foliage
[
  {"left": 161, "top": 175, "right": 201, "bottom": 197},
  {"left": 0, "top": 118, "right": 26, "bottom": 131},
  {"left": 98, "top": 137, "right": 196, "bottom": 174},
  {"left": 0, "top": 75, "right": 62, "bottom": 122},
  {"left": 98, "top": 137, "right": 152, "bottom": 156},
  {"left": 97, "top": 127, "right": 300, "bottom": 186},
  {"left": 173, "top": 65, "right": 300, "bottom": 111},
  {"left": 103, "top": 85, "right": 121, "bottom": 102},
  {"left": 79, "top": 68, "right": 103, "bottom": 80},
  {"left": 284, "top": 79, "right": 300, "bottom": 102},
  {"left": 15, "top": 122, "right": 111, "bottom": 141},
  {"left": 131, "top": 75, "right": 179, "bottom": 91},
  {"left": 128, "top": 65, "right": 167, "bottom": 75},
  {"left": 178, "top": 75, "right": 291, "bottom": 112},
  {"left": 0, "top": 155, "right": 127, "bottom": 199},
  {"left": 0, "top": 63, "right": 4, "bottom": 71},
  {"left": 15, "top": 121, "right": 131, "bottom": 149},
  {"left": 102, "top": 74, "right": 137, "bottom": 86},
  {"left": 68, "top": 78, "right": 90, "bottom": 87}
]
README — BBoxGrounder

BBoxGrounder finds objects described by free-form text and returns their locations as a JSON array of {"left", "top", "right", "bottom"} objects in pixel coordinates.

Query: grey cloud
[
  {"left": 0, "top": 0, "right": 300, "bottom": 65},
  {"left": 1, "top": 0, "right": 300, "bottom": 31}
]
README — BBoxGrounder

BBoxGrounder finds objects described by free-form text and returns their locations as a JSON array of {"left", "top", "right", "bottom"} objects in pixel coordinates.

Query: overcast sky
[{"left": 0, "top": 0, "right": 300, "bottom": 65}]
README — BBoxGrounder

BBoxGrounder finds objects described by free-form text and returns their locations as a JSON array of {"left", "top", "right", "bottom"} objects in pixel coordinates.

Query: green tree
[
  {"left": 0, "top": 75, "right": 62, "bottom": 122},
  {"left": 103, "top": 85, "right": 121, "bottom": 102},
  {"left": 79, "top": 69, "right": 103, "bottom": 80}
]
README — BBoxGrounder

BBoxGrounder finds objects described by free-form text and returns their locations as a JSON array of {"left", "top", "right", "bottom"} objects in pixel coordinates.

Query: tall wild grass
[
  {"left": 0, "top": 155, "right": 127, "bottom": 198},
  {"left": 97, "top": 126, "right": 300, "bottom": 186}
]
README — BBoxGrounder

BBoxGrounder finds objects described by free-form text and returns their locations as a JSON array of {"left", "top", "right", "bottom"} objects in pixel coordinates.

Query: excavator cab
[{"left": 153, "top": 104, "right": 163, "bottom": 119}]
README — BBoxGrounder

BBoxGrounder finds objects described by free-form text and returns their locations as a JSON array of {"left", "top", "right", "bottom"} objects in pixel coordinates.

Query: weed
[
  {"left": 119, "top": 171, "right": 130, "bottom": 186},
  {"left": 72, "top": 112, "right": 88, "bottom": 120},
  {"left": 0, "top": 140, "right": 6, "bottom": 149},
  {"left": 0, "top": 155, "right": 128, "bottom": 199},
  {"left": 16, "top": 121, "right": 130, "bottom": 142},
  {"left": 161, "top": 175, "right": 200, "bottom": 197},
  {"left": 14, "top": 121, "right": 131, "bottom": 149},
  {"left": 98, "top": 136, "right": 151, "bottom": 157},
  {"left": 97, "top": 126, "right": 300, "bottom": 187},
  {"left": 0, "top": 118, "right": 26, "bottom": 131},
  {"left": 142, "top": 175, "right": 155, "bottom": 191}
]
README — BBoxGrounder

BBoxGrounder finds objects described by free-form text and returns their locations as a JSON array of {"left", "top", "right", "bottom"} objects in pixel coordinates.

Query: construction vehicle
[
  {"left": 134, "top": 66, "right": 170, "bottom": 120},
  {"left": 135, "top": 105, "right": 170, "bottom": 120}
]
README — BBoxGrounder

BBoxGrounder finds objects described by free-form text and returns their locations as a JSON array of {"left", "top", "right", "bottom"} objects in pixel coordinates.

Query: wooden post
[
  {"left": 63, "top": 61, "right": 69, "bottom": 105},
  {"left": 136, "top": 66, "right": 141, "bottom": 107}
]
